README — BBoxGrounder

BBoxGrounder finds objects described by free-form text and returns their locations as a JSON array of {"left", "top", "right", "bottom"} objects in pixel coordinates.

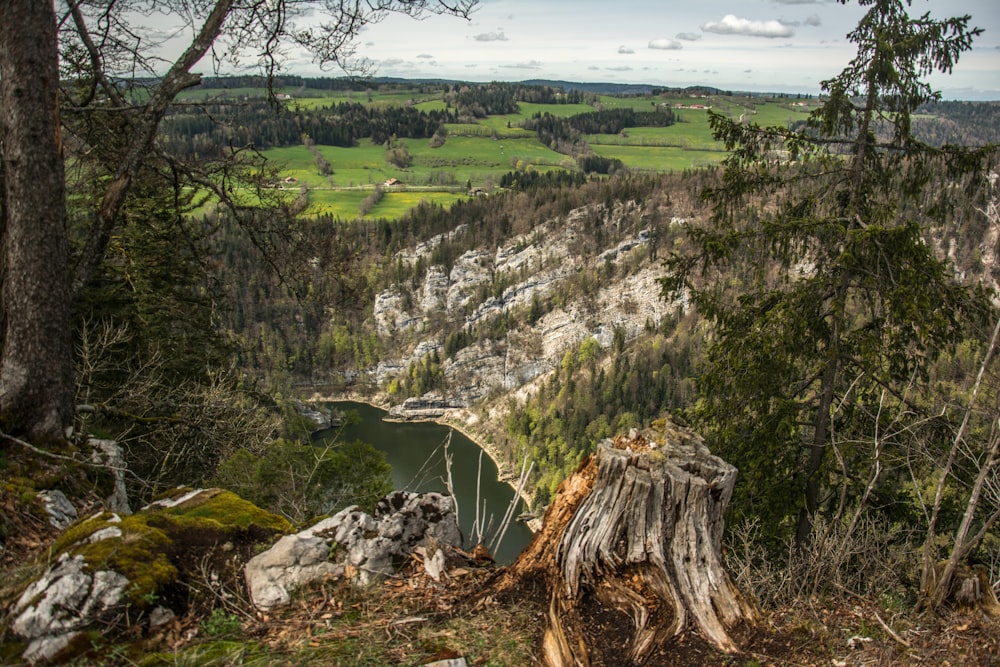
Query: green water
[{"left": 314, "top": 401, "right": 534, "bottom": 564}]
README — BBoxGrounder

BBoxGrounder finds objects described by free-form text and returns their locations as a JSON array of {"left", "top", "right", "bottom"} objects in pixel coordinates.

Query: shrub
[{"left": 213, "top": 438, "right": 392, "bottom": 522}]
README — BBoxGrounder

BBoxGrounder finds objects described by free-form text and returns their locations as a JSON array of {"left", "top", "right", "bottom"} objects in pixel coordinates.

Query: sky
[{"left": 267, "top": 0, "right": 1000, "bottom": 99}]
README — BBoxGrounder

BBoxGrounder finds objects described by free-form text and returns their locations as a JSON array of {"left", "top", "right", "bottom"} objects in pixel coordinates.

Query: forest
[{"left": 2, "top": 0, "right": 1000, "bottom": 664}]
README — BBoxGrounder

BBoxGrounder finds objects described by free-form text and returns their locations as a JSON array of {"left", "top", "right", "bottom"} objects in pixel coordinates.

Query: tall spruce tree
[
  {"left": 663, "top": 0, "right": 996, "bottom": 546},
  {"left": 0, "top": 0, "right": 73, "bottom": 442}
]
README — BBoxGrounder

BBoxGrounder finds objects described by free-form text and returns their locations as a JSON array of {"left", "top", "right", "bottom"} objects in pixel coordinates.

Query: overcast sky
[{"left": 266, "top": 0, "right": 1000, "bottom": 99}]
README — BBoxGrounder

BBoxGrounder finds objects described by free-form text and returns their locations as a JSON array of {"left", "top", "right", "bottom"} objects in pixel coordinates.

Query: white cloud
[
  {"left": 618, "top": 45, "right": 635, "bottom": 54},
  {"left": 804, "top": 14, "right": 822, "bottom": 27},
  {"left": 473, "top": 31, "right": 508, "bottom": 42},
  {"left": 498, "top": 60, "right": 542, "bottom": 69},
  {"left": 606, "top": 66, "right": 633, "bottom": 71},
  {"left": 648, "top": 37, "right": 682, "bottom": 50},
  {"left": 676, "top": 32, "right": 702, "bottom": 42},
  {"left": 417, "top": 53, "right": 433, "bottom": 59},
  {"left": 701, "top": 14, "right": 795, "bottom": 38}
]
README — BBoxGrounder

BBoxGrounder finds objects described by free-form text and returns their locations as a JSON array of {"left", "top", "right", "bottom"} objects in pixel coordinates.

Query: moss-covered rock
[{"left": 7, "top": 488, "right": 290, "bottom": 665}]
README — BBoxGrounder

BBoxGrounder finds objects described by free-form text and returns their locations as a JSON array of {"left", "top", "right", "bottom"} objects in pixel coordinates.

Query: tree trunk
[
  {"left": 0, "top": 0, "right": 73, "bottom": 441},
  {"left": 492, "top": 420, "right": 757, "bottom": 666}
]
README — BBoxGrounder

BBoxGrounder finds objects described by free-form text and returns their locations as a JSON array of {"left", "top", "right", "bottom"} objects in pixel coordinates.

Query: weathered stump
[
  {"left": 923, "top": 562, "right": 1000, "bottom": 616},
  {"left": 492, "top": 420, "right": 757, "bottom": 666}
]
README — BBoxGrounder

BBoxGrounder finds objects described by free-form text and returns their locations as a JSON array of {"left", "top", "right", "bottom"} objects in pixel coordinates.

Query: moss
[
  {"left": 53, "top": 513, "right": 176, "bottom": 606},
  {"left": 158, "top": 489, "right": 290, "bottom": 534},
  {"left": 50, "top": 511, "right": 119, "bottom": 554},
  {"left": 80, "top": 540, "right": 175, "bottom": 604},
  {"left": 2, "top": 476, "right": 37, "bottom": 493},
  {"left": 48, "top": 489, "right": 289, "bottom": 608},
  {"left": 0, "top": 639, "right": 26, "bottom": 664}
]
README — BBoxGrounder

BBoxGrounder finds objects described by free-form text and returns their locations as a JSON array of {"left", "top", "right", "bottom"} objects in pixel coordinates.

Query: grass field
[
  {"left": 590, "top": 144, "right": 727, "bottom": 171},
  {"left": 192, "top": 85, "right": 819, "bottom": 220},
  {"left": 304, "top": 188, "right": 466, "bottom": 219}
]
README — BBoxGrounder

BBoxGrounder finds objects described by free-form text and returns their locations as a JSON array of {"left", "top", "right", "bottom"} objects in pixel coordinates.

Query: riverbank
[{"left": 304, "top": 391, "right": 535, "bottom": 511}]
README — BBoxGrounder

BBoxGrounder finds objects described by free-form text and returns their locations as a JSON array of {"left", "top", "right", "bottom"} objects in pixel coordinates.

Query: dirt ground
[{"left": 3, "top": 482, "right": 999, "bottom": 667}]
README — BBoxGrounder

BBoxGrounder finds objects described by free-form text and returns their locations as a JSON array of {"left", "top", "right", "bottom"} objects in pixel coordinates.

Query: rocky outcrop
[
  {"left": 374, "top": 202, "right": 683, "bottom": 423},
  {"left": 5, "top": 488, "right": 289, "bottom": 665},
  {"left": 447, "top": 249, "right": 492, "bottom": 311},
  {"left": 387, "top": 394, "right": 469, "bottom": 420},
  {"left": 246, "top": 490, "right": 462, "bottom": 608},
  {"left": 243, "top": 518, "right": 347, "bottom": 610},
  {"left": 10, "top": 553, "right": 129, "bottom": 664}
]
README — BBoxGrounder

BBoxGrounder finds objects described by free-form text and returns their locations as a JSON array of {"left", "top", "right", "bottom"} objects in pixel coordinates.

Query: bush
[{"left": 213, "top": 438, "right": 392, "bottom": 522}]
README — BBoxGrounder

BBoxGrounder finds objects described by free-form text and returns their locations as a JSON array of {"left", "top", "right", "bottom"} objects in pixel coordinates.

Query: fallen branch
[{"left": 873, "top": 610, "right": 911, "bottom": 648}]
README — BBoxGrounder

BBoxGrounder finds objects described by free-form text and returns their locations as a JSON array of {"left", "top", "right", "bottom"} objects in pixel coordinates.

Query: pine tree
[{"left": 663, "top": 0, "right": 996, "bottom": 546}]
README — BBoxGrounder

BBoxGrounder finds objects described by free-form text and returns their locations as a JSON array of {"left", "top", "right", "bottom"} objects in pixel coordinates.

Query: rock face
[
  {"left": 246, "top": 490, "right": 462, "bottom": 609},
  {"left": 372, "top": 202, "right": 684, "bottom": 424},
  {"left": 387, "top": 394, "right": 469, "bottom": 420}
]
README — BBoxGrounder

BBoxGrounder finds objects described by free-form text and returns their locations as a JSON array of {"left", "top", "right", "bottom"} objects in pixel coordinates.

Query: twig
[
  {"left": 873, "top": 610, "right": 911, "bottom": 648},
  {"left": 443, "top": 430, "right": 457, "bottom": 526},
  {"left": 489, "top": 455, "right": 533, "bottom": 555},
  {"left": 472, "top": 448, "right": 484, "bottom": 544},
  {"left": 1, "top": 429, "right": 82, "bottom": 464},
  {"left": 1, "top": 428, "right": 148, "bottom": 492}
]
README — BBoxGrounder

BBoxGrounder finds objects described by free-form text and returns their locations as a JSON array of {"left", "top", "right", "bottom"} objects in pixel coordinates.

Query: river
[{"left": 313, "top": 401, "right": 534, "bottom": 564}]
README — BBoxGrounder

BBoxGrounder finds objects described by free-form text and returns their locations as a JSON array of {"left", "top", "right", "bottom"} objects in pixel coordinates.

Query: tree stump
[{"left": 492, "top": 419, "right": 757, "bottom": 666}]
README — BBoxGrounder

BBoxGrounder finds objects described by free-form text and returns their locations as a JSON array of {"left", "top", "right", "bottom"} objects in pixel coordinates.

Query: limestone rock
[
  {"left": 10, "top": 553, "right": 129, "bottom": 664},
  {"left": 37, "top": 489, "right": 77, "bottom": 529},
  {"left": 89, "top": 438, "right": 130, "bottom": 514},
  {"left": 374, "top": 491, "right": 463, "bottom": 549},
  {"left": 246, "top": 491, "right": 462, "bottom": 609},
  {"left": 419, "top": 545, "right": 448, "bottom": 582},
  {"left": 447, "top": 250, "right": 491, "bottom": 311},
  {"left": 6, "top": 488, "right": 288, "bottom": 665},
  {"left": 387, "top": 394, "right": 468, "bottom": 420},
  {"left": 244, "top": 515, "right": 348, "bottom": 609},
  {"left": 374, "top": 288, "right": 420, "bottom": 336},
  {"left": 424, "top": 658, "right": 468, "bottom": 667},
  {"left": 421, "top": 265, "right": 450, "bottom": 312},
  {"left": 148, "top": 606, "right": 176, "bottom": 628}
]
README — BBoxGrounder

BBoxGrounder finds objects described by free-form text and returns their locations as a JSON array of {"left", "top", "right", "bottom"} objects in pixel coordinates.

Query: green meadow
[
  {"left": 194, "top": 85, "right": 816, "bottom": 220},
  {"left": 590, "top": 144, "right": 727, "bottom": 171},
  {"left": 303, "top": 188, "right": 465, "bottom": 219}
]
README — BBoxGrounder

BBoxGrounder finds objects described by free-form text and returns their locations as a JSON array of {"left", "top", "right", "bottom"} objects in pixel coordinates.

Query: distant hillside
[
  {"left": 519, "top": 79, "right": 729, "bottom": 97},
  {"left": 189, "top": 75, "right": 734, "bottom": 99}
]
